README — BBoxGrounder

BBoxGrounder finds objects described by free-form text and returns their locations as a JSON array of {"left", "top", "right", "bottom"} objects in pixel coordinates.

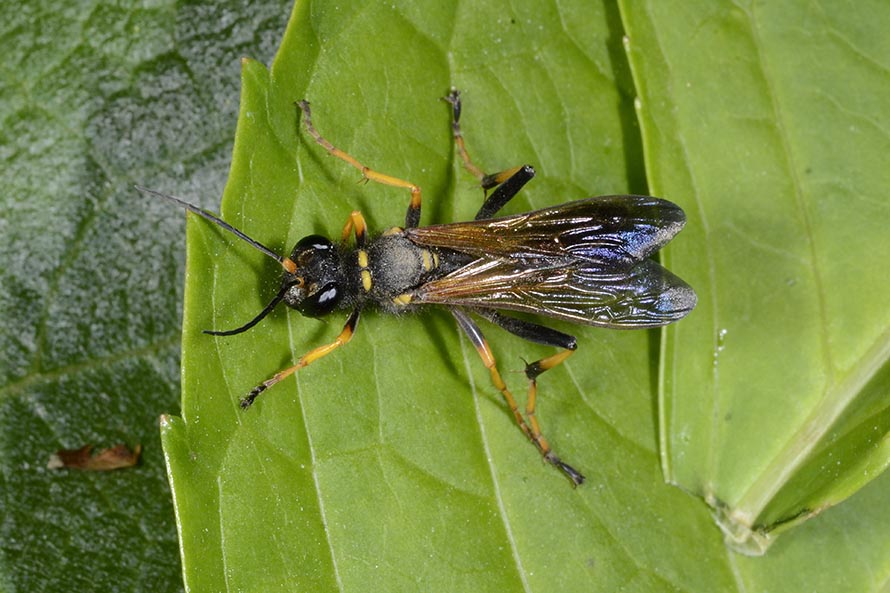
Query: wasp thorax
[{"left": 282, "top": 234, "right": 346, "bottom": 317}]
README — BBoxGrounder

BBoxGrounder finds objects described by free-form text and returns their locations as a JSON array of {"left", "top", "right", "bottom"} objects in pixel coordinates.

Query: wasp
[{"left": 138, "top": 89, "right": 696, "bottom": 485}]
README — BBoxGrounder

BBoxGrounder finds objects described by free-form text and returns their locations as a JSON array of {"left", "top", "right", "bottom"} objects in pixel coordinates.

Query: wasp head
[{"left": 282, "top": 235, "right": 347, "bottom": 318}]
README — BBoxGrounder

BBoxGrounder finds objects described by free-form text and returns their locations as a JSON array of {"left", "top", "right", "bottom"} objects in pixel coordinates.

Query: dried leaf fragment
[{"left": 48, "top": 444, "right": 142, "bottom": 471}]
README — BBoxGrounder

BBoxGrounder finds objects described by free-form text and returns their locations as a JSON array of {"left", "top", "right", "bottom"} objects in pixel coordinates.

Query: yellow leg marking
[
  {"left": 452, "top": 129, "right": 486, "bottom": 182},
  {"left": 241, "top": 312, "right": 359, "bottom": 408},
  {"left": 452, "top": 306, "right": 584, "bottom": 484},
  {"left": 299, "top": 101, "right": 422, "bottom": 213},
  {"left": 526, "top": 349, "right": 574, "bottom": 442},
  {"left": 525, "top": 380, "right": 552, "bottom": 455},
  {"left": 487, "top": 166, "right": 523, "bottom": 187},
  {"left": 523, "top": 348, "right": 586, "bottom": 485},
  {"left": 445, "top": 90, "right": 524, "bottom": 192},
  {"left": 341, "top": 210, "right": 368, "bottom": 244},
  {"left": 472, "top": 339, "right": 532, "bottom": 440},
  {"left": 534, "top": 348, "right": 575, "bottom": 373},
  {"left": 445, "top": 89, "right": 486, "bottom": 182}
]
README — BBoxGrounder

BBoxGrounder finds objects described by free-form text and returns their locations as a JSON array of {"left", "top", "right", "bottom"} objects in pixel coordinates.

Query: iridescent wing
[
  {"left": 407, "top": 194, "right": 694, "bottom": 326},
  {"left": 407, "top": 195, "right": 687, "bottom": 268},
  {"left": 414, "top": 257, "right": 696, "bottom": 328}
]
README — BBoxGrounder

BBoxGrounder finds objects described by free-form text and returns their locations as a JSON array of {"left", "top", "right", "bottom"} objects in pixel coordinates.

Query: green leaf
[
  {"left": 621, "top": 0, "right": 890, "bottom": 553},
  {"left": 0, "top": 1, "right": 292, "bottom": 591},
  {"left": 160, "top": 1, "right": 890, "bottom": 592},
  {"left": 163, "top": 2, "right": 729, "bottom": 591}
]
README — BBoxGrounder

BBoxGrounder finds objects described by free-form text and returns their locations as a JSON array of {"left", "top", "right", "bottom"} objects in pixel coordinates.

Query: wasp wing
[
  {"left": 414, "top": 257, "right": 696, "bottom": 328},
  {"left": 406, "top": 195, "right": 687, "bottom": 268}
]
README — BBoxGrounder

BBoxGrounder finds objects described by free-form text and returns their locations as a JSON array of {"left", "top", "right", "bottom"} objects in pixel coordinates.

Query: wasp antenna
[
  {"left": 203, "top": 286, "right": 289, "bottom": 337},
  {"left": 135, "top": 185, "right": 294, "bottom": 271}
]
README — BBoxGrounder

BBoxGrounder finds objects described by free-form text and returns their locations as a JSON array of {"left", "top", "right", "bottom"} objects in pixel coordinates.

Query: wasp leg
[
  {"left": 473, "top": 165, "right": 535, "bottom": 221},
  {"left": 443, "top": 89, "right": 536, "bottom": 220},
  {"left": 451, "top": 309, "right": 530, "bottom": 434},
  {"left": 478, "top": 310, "right": 585, "bottom": 486},
  {"left": 340, "top": 210, "right": 368, "bottom": 247},
  {"left": 474, "top": 310, "right": 577, "bottom": 350},
  {"left": 297, "top": 101, "right": 423, "bottom": 229},
  {"left": 524, "top": 350, "right": 582, "bottom": 485},
  {"left": 445, "top": 88, "right": 520, "bottom": 189},
  {"left": 240, "top": 309, "right": 361, "bottom": 409},
  {"left": 444, "top": 88, "right": 487, "bottom": 184},
  {"left": 451, "top": 309, "right": 582, "bottom": 484}
]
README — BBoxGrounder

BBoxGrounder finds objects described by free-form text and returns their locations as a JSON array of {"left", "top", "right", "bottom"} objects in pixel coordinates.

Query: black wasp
[{"left": 139, "top": 89, "right": 696, "bottom": 485}]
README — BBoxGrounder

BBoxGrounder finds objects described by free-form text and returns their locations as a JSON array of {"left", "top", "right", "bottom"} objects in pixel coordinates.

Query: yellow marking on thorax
[
  {"left": 357, "top": 249, "right": 372, "bottom": 292},
  {"left": 392, "top": 293, "right": 413, "bottom": 307},
  {"left": 420, "top": 249, "right": 437, "bottom": 271},
  {"left": 361, "top": 270, "right": 372, "bottom": 292},
  {"left": 382, "top": 226, "right": 403, "bottom": 236}
]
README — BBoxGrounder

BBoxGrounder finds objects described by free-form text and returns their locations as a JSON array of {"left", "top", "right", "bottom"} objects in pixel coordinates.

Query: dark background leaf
[{"left": 0, "top": 1, "right": 291, "bottom": 591}]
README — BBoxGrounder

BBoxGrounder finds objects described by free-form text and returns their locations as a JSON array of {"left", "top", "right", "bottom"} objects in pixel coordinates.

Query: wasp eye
[
  {"left": 293, "top": 234, "right": 333, "bottom": 255},
  {"left": 300, "top": 282, "right": 341, "bottom": 317}
]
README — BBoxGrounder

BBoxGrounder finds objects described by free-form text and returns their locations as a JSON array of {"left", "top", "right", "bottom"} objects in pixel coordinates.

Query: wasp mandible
[{"left": 139, "top": 89, "right": 696, "bottom": 485}]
